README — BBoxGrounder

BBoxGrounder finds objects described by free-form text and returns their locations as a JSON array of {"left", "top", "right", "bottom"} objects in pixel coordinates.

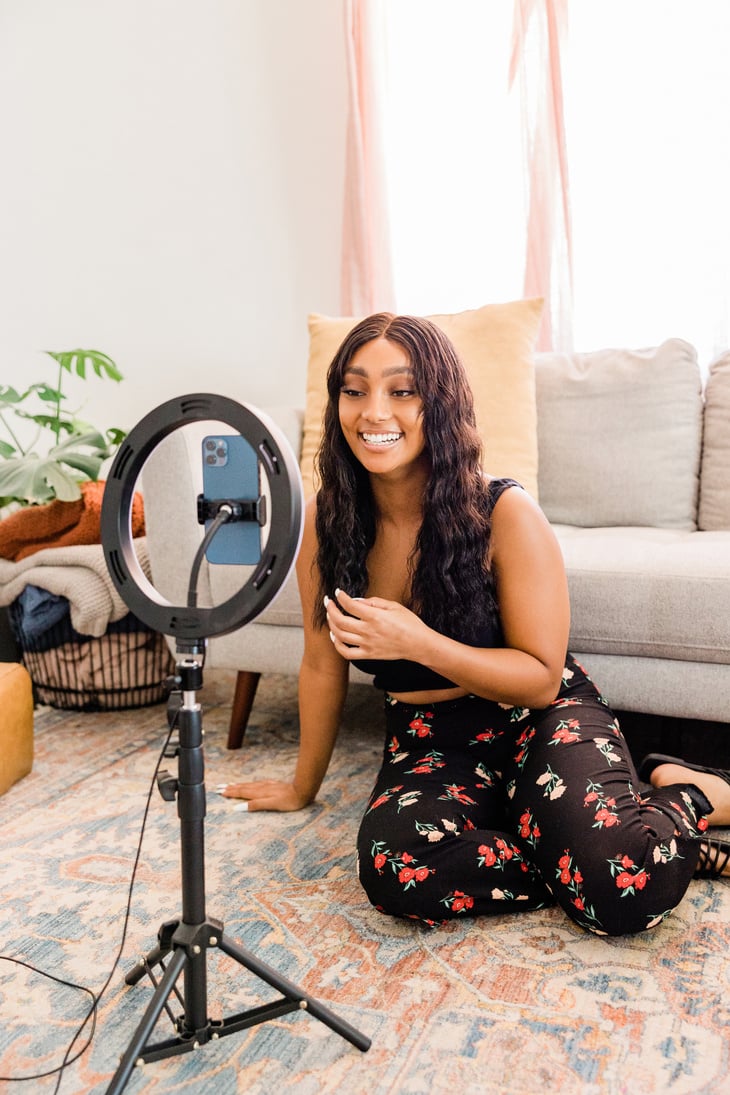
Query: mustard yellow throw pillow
[
  {"left": 0, "top": 662, "right": 33, "bottom": 796},
  {"left": 300, "top": 299, "right": 543, "bottom": 500}
]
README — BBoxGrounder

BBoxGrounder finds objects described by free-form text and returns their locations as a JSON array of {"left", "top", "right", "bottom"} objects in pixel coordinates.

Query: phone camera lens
[
  {"left": 205, "top": 454, "right": 215, "bottom": 465},
  {"left": 217, "top": 447, "right": 226, "bottom": 458},
  {"left": 205, "top": 439, "right": 216, "bottom": 452}
]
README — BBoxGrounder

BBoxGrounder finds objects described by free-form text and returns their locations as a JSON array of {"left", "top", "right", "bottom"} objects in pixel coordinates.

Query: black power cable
[
  {"left": 0, "top": 708, "right": 179, "bottom": 1091},
  {"left": 187, "top": 505, "right": 233, "bottom": 608},
  {"left": 0, "top": 501, "right": 235, "bottom": 1090}
]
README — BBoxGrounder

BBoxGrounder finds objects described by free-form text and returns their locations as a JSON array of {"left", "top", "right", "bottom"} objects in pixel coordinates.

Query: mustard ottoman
[{"left": 0, "top": 662, "right": 34, "bottom": 795}]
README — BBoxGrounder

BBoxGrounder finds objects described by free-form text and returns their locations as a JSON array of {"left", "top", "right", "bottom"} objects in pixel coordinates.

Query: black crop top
[{"left": 352, "top": 478, "right": 521, "bottom": 692}]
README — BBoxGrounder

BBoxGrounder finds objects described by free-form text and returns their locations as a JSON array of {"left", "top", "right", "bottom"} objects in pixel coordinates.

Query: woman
[{"left": 223, "top": 313, "right": 730, "bottom": 935}]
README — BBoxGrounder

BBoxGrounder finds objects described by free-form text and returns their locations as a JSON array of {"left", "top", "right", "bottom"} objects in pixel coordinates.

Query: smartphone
[{"left": 201, "top": 434, "right": 262, "bottom": 564}]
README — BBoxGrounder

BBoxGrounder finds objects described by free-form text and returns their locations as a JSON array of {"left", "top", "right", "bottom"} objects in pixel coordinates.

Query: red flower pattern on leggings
[{"left": 357, "top": 656, "right": 709, "bottom": 935}]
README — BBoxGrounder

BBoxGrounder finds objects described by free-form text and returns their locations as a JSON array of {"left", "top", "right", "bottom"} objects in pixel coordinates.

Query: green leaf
[
  {"left": 35, "top": 460, "right": 83, "bottom": 502},
  {"left": 0, "top": 382, "right": 59, "bottom": 410},
  {"left": 0, "top": 457, "right": 39, "bottom": 496},
  {"left": 87, "top": 350, "right": 123, "bottom": 382},
  {"left": 0, "top": 433, "right": 111, "bottom": 506},
  {"left": 105, "top": 426, "right": 127, "bottom": 446},
  {"left": 52, "top": 428, "right": 108, "bottom": 455},
  {"left": 1, "top": 349, "right": 126, "bottom": 504},
  {"left": 26, "top": 415, "right": 77, "bottom": 435},
  {"left": 46, "top": 350, "right": 75, "bottom": 373},
  {"left": 0, "top": 386, "right": 24, "bottom": 406},
  {"left": 45, "top": 349, "right": 123, "bottom": 383},
  {"left": 35, "top": 383, "right": 64, "bottom": 405},
  {"left": 0, "top": 457, "right": 56, "bottom": 504},
  {"left": 53, "top": 450, "right": 104, "bottom": 479}
]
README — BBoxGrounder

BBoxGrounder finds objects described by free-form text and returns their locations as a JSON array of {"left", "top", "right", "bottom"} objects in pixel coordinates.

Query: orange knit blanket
[{"left": 0, "top": 481, "right": 145, "bottom": 562}]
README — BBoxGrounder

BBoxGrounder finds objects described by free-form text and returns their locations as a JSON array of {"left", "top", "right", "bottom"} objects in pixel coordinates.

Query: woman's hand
[
  {"left": 218, "top": 779, "right": 312, "bottom": 812},
  {"left": 325, "top": 588, "right": 428, "bottom": 662}
]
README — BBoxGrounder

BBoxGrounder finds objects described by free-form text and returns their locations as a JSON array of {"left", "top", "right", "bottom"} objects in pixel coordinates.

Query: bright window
[{"left": 382, "top": 1, "right": 730, "bottom": 366}]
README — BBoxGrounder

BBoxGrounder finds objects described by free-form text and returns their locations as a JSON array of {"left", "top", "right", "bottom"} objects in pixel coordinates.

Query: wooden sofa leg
[{"left": 227, "top": 671, "right": 261, "bottom": 749}]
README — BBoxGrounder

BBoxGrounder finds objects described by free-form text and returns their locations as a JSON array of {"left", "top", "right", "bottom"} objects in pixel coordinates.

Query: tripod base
[
  {"left": 105, "top": 653, "right": 370, "bottom": 1095},
  {"left": 107, "top": 913, "right": 370, "bottom": 1093}
]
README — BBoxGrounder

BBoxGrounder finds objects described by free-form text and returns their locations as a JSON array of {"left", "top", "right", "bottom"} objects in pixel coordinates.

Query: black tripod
[{"left": 106, "top": 644, "right": 370, "bottom": 1094}]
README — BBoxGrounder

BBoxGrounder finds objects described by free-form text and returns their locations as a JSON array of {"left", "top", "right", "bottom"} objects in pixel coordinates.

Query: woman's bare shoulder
[
  {"left": 488, "top": 478, "right": 560, "bottom": 560},
  {"left": 485, "top": 476, "right": 541, "bottom": 516},
  {"left": 299, "top": 493, "right": 319, "bottom": 551}
]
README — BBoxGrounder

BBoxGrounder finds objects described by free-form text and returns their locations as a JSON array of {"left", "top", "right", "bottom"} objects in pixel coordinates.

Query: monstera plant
[{"left": 0, "top": 349, "right": 126, "bottom": 510}]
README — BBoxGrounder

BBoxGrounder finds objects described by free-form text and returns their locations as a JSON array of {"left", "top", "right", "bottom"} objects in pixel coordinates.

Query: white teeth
[{"left": 362, "top": 432, "right": 401, "bottom": 445}]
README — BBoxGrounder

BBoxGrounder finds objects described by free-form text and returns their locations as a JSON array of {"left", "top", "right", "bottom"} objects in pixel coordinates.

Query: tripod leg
[
  {"left": 106, "top": 946, "right": 187, "bottom": 1095},
  {"left": 218, "top": 932, "right": 371, "bottom": 1052},
  {"left": 105, "top": 653, "right": 370, "bottom": 1094},
  {"left": 124, "top": 918, "right": 178, "bottom": 985},
  {"left": 125, "top": 944, "right": 164, "bottom": 987}
]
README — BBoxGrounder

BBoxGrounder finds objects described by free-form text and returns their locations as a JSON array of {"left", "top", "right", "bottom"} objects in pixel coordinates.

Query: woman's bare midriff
[{"left": 387, "top": 686, "right": 470, "bottom": 705}]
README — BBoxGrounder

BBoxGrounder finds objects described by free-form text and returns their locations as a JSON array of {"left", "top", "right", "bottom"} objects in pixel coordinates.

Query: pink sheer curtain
[
  {"left": 510, "top": 0, "right": 573, "bottom": 351},
  {"left": 340, "top": 0, "right": 395, "bottom": 317}
]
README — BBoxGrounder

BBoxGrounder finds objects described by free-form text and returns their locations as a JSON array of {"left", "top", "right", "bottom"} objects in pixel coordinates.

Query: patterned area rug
[{"left": 1, "top": 671, "right": 729, "bottom": 1094}]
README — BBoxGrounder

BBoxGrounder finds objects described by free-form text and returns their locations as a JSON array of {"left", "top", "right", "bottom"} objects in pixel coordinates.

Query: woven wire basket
[{"left": 9, "top": 601, "right": 174, "bottom": 711}]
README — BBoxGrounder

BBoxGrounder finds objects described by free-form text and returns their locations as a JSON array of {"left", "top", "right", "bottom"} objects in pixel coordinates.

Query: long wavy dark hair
[{"left": 313, "top": 313, "right": 497, "bottom": 641}]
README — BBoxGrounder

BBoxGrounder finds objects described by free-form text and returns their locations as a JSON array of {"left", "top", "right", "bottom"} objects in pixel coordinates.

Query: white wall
[{"left": 0, "top": 0, "right": 348, "bottom": 439}]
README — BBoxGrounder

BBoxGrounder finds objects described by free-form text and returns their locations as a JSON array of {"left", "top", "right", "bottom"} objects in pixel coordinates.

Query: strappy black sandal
[
  {"left": 694, "top": 836, "right": 730, "bottom": 879},
  {"left": 639, "top": 753, "right": 730, "bottom": 789}
]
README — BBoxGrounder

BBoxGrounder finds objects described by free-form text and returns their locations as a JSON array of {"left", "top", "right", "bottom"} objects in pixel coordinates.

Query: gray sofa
[{"left": 142, "top": 338, "right": 730, "bottom": 742}]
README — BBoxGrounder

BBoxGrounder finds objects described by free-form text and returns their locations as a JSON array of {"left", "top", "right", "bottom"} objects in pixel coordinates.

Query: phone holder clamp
[{"left": 196, "top": 494, "right": 267, "bottom": 526}]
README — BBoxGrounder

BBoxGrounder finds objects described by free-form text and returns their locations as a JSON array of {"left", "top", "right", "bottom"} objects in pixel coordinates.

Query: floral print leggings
[{"left": 356, "top": 656, "right": 710, "bottom": 936}]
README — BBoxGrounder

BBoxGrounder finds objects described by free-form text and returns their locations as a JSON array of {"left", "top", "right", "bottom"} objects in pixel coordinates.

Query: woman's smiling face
[{"left": 338, "top": 337, "right": 427, "bottom": 479}]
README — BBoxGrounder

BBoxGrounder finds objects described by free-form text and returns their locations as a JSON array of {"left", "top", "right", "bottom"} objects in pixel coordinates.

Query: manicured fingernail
[
  {"left": 233, "top": 802, "right": 249, "bottom": 812},
  {"left": 334, "top": 587, "right": 342, "bottom": 597},
  {"left": 323, "top": 595, "right": 330, "bottom": 607},
  {"left": 214, "top": 785, "right": 228, "bottom": 793},
  {"left": 329, "top": 631, "right": 336, "bottom": 643}
]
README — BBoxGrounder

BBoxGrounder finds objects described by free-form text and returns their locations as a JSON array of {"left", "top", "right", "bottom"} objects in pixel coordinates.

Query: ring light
[
  {"left": 101, "top": 393, "right": 304, "bottom": 640},
  {"left": 99, "top": 394, "right": 369, "bottom": 1095}
]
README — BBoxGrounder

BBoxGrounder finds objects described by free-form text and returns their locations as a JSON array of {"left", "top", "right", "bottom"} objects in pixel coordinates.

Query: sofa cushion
[
  {"left": 535, "top": 340, "right": 703, "bottom": 530},
  {"left": 553, "top": 525, "right": 730, "bottom": 664},
  {"left": 571, "top": 654, "right": 730, "bottom": 724},
  {"left": 698, "top": 350, "right": 730, "bottom": 531},
  {"left": 301, "top": 299, "right": 543, "bottom": 500}
]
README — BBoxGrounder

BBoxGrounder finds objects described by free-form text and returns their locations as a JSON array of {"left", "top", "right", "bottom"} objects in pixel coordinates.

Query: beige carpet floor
[{"left": 1, "top": 670, "right": 729, "bottom": 1094}]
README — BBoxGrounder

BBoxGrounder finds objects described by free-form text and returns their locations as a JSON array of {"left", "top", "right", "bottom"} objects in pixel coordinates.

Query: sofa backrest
[
  {"left": 534, "top": 339, "right": 704, "bottom": 530},
  {"left": 698, "top": 350, "right": 730, "bottom": 531}
]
